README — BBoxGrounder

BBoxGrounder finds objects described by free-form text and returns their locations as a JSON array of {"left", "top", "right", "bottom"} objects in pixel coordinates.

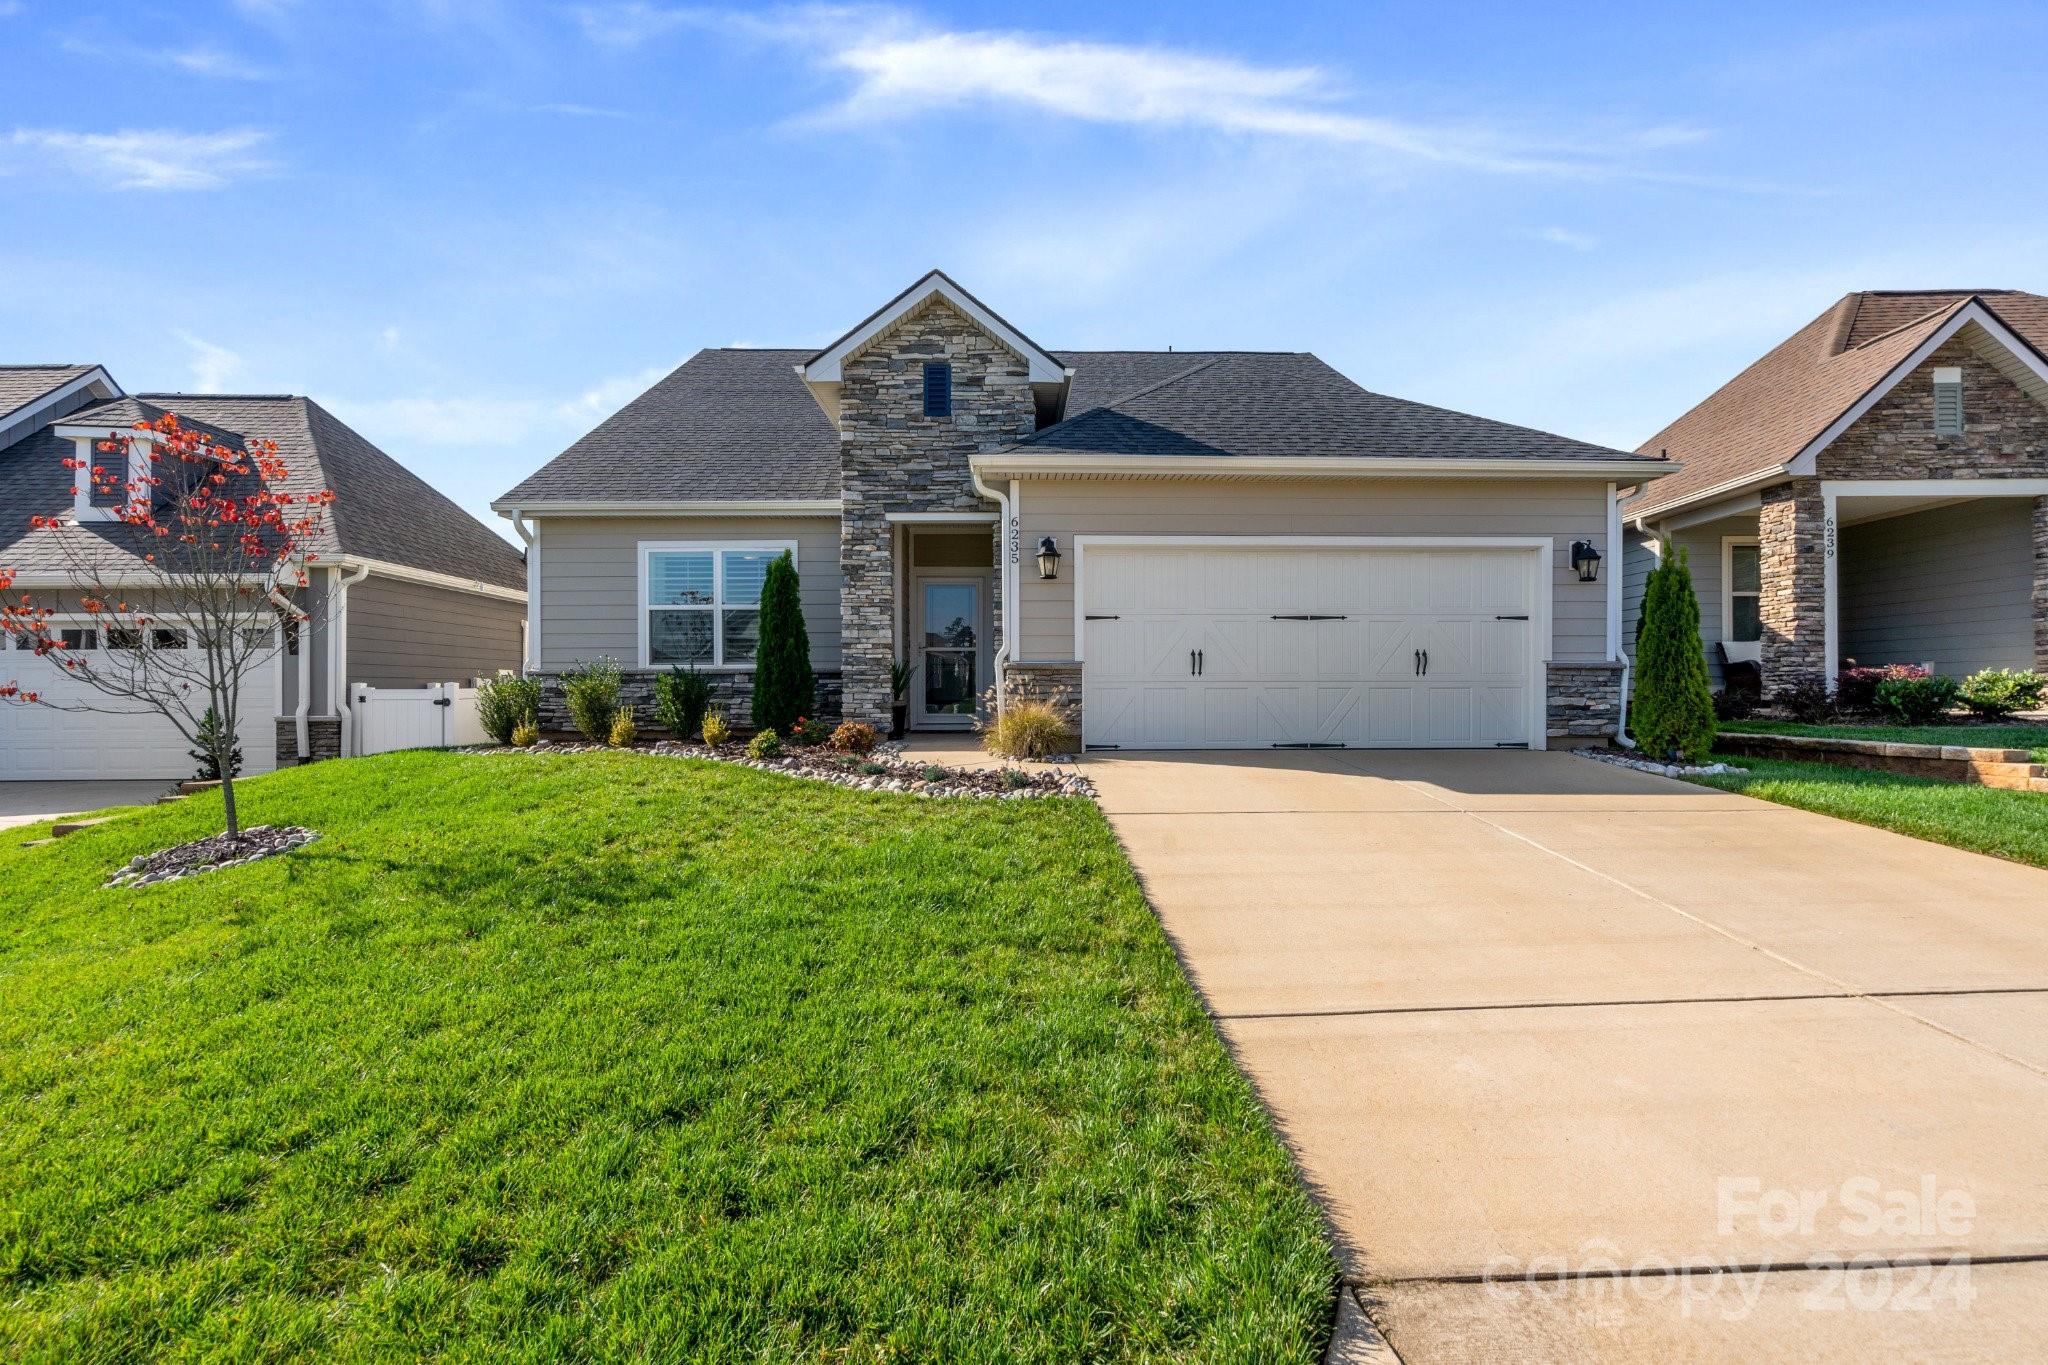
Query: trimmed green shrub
[
  {"left": 1632, "top": 542, "right": 1717, "bottom": 764},
  {"left": 789, "top": 715, "right": 832, "bottom": 747},
  {"left": 1960, "top": 668, "right": 2045, "bottom": 719},
  {"left": 1837, "top": 664, "right": 1923, "bottom": 714},
  {"left": 750, "top": 552, "right": 815, "bottom": 736},
  {"left": 563, "top": 655, "right": 623, "bottom": 742},
  {"left": 477, "top": 672, "right": 541, "bottom": 744},
  {"left": 608, "top": 706, "right": 638, "bottom": 748},
  {"left": 1778, "top": 678, "right": 1836, "bottom": 724},
  {"left": 829, "top": 720, "right": 878, "bottom": 755},
  {"left": 701, "top": 712, "right": 731, "bottom": 748},
  {"left": 747, "top": 728, "right": 783, "bottom": 760},
  {"left": 1875, "top": 672, "right": 1961, "bottom": 724},
  {"left": 652, "top": 666, "right": 712, "bottom": 740}
]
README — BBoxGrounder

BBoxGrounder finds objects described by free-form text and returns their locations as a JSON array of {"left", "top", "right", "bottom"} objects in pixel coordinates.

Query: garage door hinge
[
  {"left": 1495, "top": 614, "right": 1530, "bottom": 621},
  {"left": 1084, "top": 614, "right": 1119, "bottom": 620},
  {"left": 1273, "top": 742, "right": 1347, "bottom": 749},
  {"left": 1271, "top": 614, "right": 1347, "bottom": 620},
  {"left": 1494, "top": 742, "right": 1529, "bottom": 748},
  {"left": 1085, "top": 743, "right": 1121, "bottom": 750}
]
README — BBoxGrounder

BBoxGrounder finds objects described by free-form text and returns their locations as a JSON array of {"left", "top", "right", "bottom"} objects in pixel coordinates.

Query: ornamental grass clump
[
  {"left": 563, "top": 656, "right": 623, "bottom": 742},
  {"left": 1631, "top": 543, "right": 1717, "bottom": 764},
  {"left": 982, "top": 696, "right": 1076, "bottom": 761}
]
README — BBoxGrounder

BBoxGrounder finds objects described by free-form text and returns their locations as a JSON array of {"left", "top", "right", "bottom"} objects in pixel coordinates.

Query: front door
[{"left": 915, "top": 578, "right": 984, "bottom": 729}]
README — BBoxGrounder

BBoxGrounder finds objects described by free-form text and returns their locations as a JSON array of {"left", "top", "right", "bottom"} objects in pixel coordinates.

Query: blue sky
[{"left": 4, "top": 1, "right": 2046, "bottom": 540}]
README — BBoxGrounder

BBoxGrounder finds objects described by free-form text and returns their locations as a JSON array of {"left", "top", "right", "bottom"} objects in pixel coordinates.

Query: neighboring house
[
  {"left": 1624, "top": 290, "right": 2048, "bottom": 697},
  {"left": 0, "top": 364, "right": 527, "bottom": 779},
  {"left": 497, "top": 270, "right": 1670, "bottom": 750}
]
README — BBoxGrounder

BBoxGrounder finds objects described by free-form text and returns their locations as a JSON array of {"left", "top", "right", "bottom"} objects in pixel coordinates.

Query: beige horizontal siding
[
  {"left": 535, "top": 515, "right": 842, "bottom": 671},
  {"left": 1841, "top": 500, "right": 2033, "bottom": 674},
  {"left": 347, "top": 575, "right": 526, "bottom": 689},
  {"left": 1014, "top": 477, "right": 1615, "bottom": 663}
]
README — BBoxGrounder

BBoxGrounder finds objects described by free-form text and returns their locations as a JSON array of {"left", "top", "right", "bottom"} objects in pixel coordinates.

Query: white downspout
[
  {"left": 330, "top": 562, "right": 370, "bottom": 755},
  {"left": 266, "top": 580, "right": 310, "bottom": 761},
  {"left": 968, "top": 467, "right": 1015, "bottom": 671},
  {"left": 1608, "top": 485, "right": 1637, "bottom": 749},
  {"left": 508, "top": 508, "right": 538, "bottom": 674}
]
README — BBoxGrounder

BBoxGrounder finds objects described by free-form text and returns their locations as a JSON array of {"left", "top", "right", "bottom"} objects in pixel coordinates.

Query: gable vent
[
  {"left": 1932, "top": 366, "right": 1963, "bottom": 436},
  {"left": 923, "top": 361, "right": 952, "bottom": 418}
]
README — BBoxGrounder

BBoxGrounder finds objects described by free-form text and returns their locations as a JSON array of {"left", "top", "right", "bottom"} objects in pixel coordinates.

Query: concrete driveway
[
  {"left": 0, "top": 780, "right": 168, "bottom": 831},
  {"left": 1089, "top": 748, "right": 2048, "bottom": 1362}
]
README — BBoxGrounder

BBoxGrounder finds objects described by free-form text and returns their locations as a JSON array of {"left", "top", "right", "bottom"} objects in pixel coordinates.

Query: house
[
  {"left": 0, "top": 364, "right": 527, "bottom": 779},
  {"left": 1624, "top": 290, "right": 2048, "bottom": 697},
  {"left": 497, "top": 270, "right": 1671, "bottom": 750}
]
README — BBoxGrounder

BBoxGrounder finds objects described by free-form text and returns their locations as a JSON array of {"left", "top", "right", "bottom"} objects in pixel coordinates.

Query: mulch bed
[
  {"left": 107, "top": 825, "right": 320, "bottom": 889},
  {"left": 487, "top": 739, "right": 1096, "bottom": 800}
]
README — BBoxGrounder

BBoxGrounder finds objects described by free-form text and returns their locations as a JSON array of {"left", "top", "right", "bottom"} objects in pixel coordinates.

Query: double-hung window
[
  {"left": 641, "top": 544, "right": 790, "bottom": 667},
  {"left": 1725, "top": 539, "right": 1761, "bottom": 644}
]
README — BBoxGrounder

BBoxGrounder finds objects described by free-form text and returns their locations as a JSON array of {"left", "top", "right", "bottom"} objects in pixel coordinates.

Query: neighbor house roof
[
  {"left": 500, "top": 346, "right": 1661, "bottom": 507},
  {"left": 1, "top": 388, "right": 525, "bottom": 590},
  {"left": 1631, "top": 290, "right": 2048, "bottom": 519},
  {"left": 0, "top": 365, "right": 99, "bottom": 420}
]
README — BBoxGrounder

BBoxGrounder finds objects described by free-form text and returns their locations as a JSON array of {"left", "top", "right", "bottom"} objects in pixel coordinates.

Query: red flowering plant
[{"left": 1, "top": 413, "right": 334, "bottom": 839}]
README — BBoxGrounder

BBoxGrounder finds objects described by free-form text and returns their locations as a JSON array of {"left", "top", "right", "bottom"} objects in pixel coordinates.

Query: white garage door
[
  {"left": 2, "top": 633, "right": 280, "bottom": 780},
  {"left": 1082, "top": 544, "right": 1542, "bottom": 750}
]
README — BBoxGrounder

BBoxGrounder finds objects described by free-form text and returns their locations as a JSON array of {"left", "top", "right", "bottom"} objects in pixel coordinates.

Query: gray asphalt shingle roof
[
  {"left": 500, "top": 346, "right": 1656, "bottom": 505},
  {"left": 0, "top": 385, "right": 525, "bottom": 590},
  {"left": 0, "top": 365, "right": 96, "bottom": 420}
]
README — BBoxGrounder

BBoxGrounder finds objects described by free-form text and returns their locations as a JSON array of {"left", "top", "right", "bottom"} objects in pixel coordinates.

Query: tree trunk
[{"left": 221, "top": 770, "right": 240, "bottom": 840}]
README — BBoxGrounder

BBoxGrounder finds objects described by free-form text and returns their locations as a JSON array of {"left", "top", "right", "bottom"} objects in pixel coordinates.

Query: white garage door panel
[
  {"left": 1082, "top": 545, "right": 1542, "bottom": 750},
  {"left": 1, "top": 648, "right": 280, "bottom": 780}
]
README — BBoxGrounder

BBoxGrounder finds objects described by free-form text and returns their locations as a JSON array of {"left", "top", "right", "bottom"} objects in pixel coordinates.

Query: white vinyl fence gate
[{"left": 350, "top": 682, "right": 490, "bottom": 756}]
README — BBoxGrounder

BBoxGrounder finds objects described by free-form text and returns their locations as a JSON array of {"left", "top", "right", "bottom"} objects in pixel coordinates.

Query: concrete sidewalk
[{"left": 1089, "top": 748, "right": 2048, "bottom": 1363}]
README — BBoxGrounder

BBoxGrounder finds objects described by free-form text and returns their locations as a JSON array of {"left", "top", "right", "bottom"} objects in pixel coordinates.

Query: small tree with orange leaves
[{"left": 1, "top": 413, "right": 334, "bottom": 839}]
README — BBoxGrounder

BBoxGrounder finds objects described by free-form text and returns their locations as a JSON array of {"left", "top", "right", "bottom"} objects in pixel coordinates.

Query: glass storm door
[{"left": 917, "top": 579, "right": 981, "bottom": 727}]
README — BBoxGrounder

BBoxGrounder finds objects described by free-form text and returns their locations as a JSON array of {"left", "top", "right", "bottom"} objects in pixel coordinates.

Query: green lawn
[
  {"left": 1689, "top": 753, "right": 2048, "bottom": 869},
  {"left": 1720, "top": 718, "right": 2048, "bottom": 762},
  {"left": 0, "top": 751, "right": 1334, "bottom": 1363}
]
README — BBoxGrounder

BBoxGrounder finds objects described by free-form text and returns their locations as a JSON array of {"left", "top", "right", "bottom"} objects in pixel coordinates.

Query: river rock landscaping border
[
  {"left": 486, "top": 739, "right": 1096, "bottom": 800},
  {"left": 107, "top": 825, "right": 321, "bottom": 889},
  {"left": 1576, "top": 749, "right": 1746, "bottom": 779}
]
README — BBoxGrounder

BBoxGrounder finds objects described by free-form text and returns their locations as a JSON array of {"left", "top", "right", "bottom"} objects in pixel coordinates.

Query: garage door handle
[
  {"left": 1190, "top": 650, "right": 1197, "bottom": 676},
  {"left": 1422, "top": 650, "right": 1429, "bottom": 676},
  {"left": 1413, "top": 649, "right": 1421, "bottom": 676},
  {"left": 1197, "top": 649, "right": 1204, "bottom": 676}
]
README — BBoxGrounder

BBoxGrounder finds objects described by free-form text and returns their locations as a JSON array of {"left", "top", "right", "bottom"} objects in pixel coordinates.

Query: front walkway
[
  {"left": 0, "top": 780, "right": 169, "bottom": 831},
  {"left": 1088, "top": 748, "right": 2048, "bottom": 1361}
]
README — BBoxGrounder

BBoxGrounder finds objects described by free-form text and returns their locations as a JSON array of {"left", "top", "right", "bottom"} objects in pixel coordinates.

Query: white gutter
[
  {"left": 489, "top": 498, "right": 842, "bottom": 516},
  {"left": 330, "top": 562, "right": 370, "bottom": 756},
  {"left": 968, "top": 467, "right": 1016, "bottom": 669},
  {"left": 508, "top": 509, "right": 539, "bottom": 673},
  {"left": 972, "top": 454, "right": 1676, "bottom": 481}
]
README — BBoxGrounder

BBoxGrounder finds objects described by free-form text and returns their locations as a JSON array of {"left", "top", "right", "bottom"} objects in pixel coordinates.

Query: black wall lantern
[
  {"left": 1569, "top": 539, "right": 1603, "bottom": 583},
  {"left": 1035, "top": 536, "right": 1063, "bottom": 580}
]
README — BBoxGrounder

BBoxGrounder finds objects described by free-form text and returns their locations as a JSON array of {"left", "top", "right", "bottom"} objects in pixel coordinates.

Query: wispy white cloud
[
  {"left": 4, "top": 126, "right": 276, "bottom": 190},
  {"left": 530, "top": 101, "right": 632, "bottom": 119},
  {"left": 1539, "top": 226, "right": 1599, "bottom": 252},
  {"left": 579, "top": 4, "right": 1711, "bottom": 179},
  {"left": 332, "top": 365, "right": 674, "bottom": 450},
  {"left": 61, "top": 37, "right": 279, "bottom": 80},
  {"left": 178, "top": 332, "right": 245, "bottom": 393}
]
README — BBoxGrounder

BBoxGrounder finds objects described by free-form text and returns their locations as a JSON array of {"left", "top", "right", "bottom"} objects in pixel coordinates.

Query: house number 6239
[{"left": 1823, "top": 515, "right": 1836, "bottom": 558}]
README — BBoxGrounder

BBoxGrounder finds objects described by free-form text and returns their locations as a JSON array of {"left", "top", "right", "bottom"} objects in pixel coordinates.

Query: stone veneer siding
[
  {"left": 275, "top": 715, "right": 341, "bottom": 764},
  {"left": 533, "top": 670, "right": 842, "bottom": 738},
  {"left": 1758, "top": 478, "right": 1827, "bottom": 697},
  {"left": 838, "top": 298, "right": 1034, "bottom": 727},
  {"left": 1546, "top": 663, "right": 1623, "bottom": 743}
]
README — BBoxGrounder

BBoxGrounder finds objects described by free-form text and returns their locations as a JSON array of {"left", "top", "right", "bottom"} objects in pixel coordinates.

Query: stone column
[
  {"left": 1758, "top": 478, "right": 1827, "bottom": 697},
  {"left": 2034, "top": 496, "right": 2048, "bottom": 674},
  {"left": 838, "top": 501, "right": 894, "bottom": 728}
]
